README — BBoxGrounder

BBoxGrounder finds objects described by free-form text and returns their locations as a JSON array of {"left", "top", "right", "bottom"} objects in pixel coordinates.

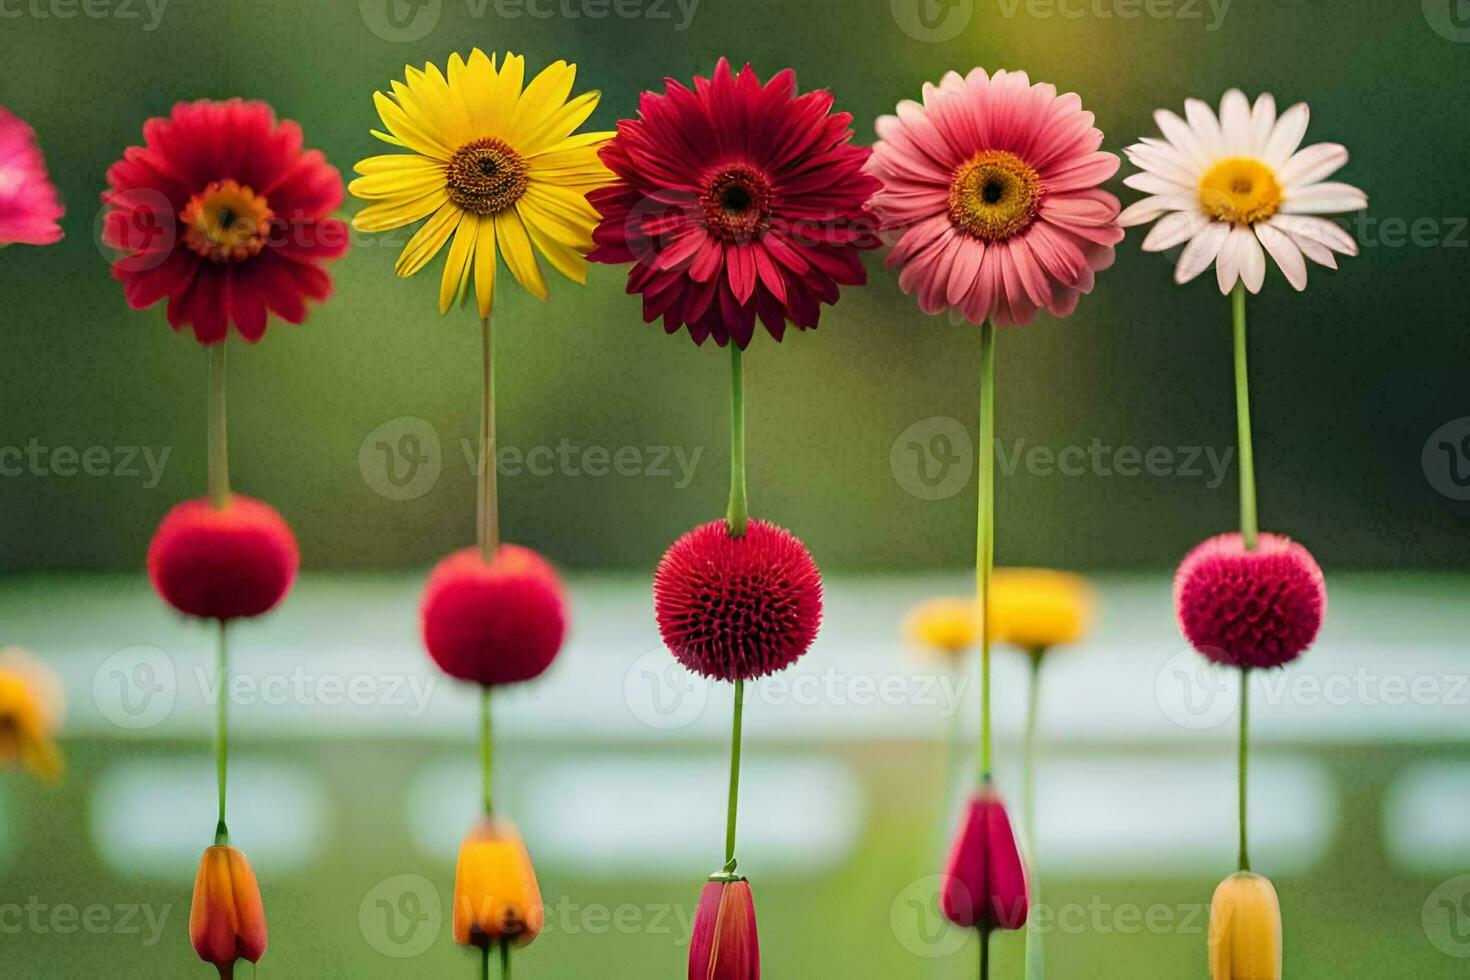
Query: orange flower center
[
  {"left": 181, "top": 180, "right": 274, "bottom": 263},
  {"left": 949, "top": 150, "right": 1042, "bottom": 242},
  {"left": 447, "top": 138, "right": 529, "bottom": 215},
  {"left": 701, "top": 165, "right": 772, "bottom": 243}
]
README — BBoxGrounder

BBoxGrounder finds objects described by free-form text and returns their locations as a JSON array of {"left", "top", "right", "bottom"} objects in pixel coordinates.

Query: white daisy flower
[{"left": 1118, "top": 90, "right": 1367, "bottom": 292}]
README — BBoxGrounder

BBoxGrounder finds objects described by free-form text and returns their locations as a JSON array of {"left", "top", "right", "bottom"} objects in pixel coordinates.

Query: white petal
[
  {"left": 1175, "top": 221, "right": 1229, "bottom": 285},
  {"left": 1118, "top": 193, "right": 1196, "bottom": 226},
  {"left": 1124, "top": 172, "right": 1192, "bottom": 196},
  {"left": 1185, "top": 98, "right": 1226, "bottom": 159},
  {"left": 1235, "top": 225, "right": 1266, "bottom": 293},
  {"left": 1142, "top": 210, "right": 1209, "bottom": 251},
  {"left": 1154, "top": 108, "right": 1208, "bottom": 168},
  {"left": 1264, "top": 103, "right": 1310, "bottom": 170},
  {"left": 1215, "top": 226, "right": 1241, "bottom": 293},
  {"left": 1277, "top": 143, "right": 1348, "bottom": 188},
  {"left": 1254, "top": 222, "right": 1308, "bottom": 290},
  {"left": 1271, "top": 214, "right": 1359, "bottom": 256},
  {"left": 1280, "top": 181, "right": 1368, "bottom": 214},
  {"left": 1123, "top": 143, "right": 1199, "bottom": 187},
  {"left": 1269, "top": 216, "right": 1336, "bottom": 268},
  {"left": 1219, "top": 89, "right": 1251, "bottom": 152},
  {"left": 1249, "top": 93, "right": 1277, "bottom": 157}
]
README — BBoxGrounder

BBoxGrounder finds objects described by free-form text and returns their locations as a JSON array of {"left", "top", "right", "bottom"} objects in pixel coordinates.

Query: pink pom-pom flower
[
  {"left": 147, "top": 495, "right": 298, "bottom": 621},
  {"left": 653, "top": 519, "right": 822, "bottom": 682},
  {"left": 1174, "top": 532, "right": 1326, "bottom": 669},
  {"left": 0, "top": 103, "right": 64, "bottom": 247},
  {"left": 941, "top": 788, "right": 1029, "bottom": 931},
  {"left": 420, "top": 546, "right": 569, "bottom": 687}
]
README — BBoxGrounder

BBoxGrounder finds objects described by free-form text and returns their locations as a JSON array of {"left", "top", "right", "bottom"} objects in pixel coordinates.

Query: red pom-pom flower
[
  {"left": 689, "top": 878, "right": 759, "bottom": 980},
  {"left": 421, "top": 546, "right": 568, "bottom": 687},
  {"left": 102, "top": 99, "right": 347, "bottom": 345},
  {"left": 1174, "top": 532, "right": 1326, "bottom": 669},
  {"left": 588, "top": 59, "right": 881, "bottom": 348},
  {"left": 941, "top": 788, "right": 1029, "bottom": 931},
  {"left": 653, "top": 519, "right": 822, "bottom": 682},
  {"left": 148, "top": 495, "right": 298, "bottom": 621}
]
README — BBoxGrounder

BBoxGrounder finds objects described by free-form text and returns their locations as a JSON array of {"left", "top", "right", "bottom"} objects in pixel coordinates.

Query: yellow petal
[
  {"left": 515, "top": 89, "right": 602, "bottom": 157},
  {"left": 505, "top": 60, "right": 576, "bottom": 147},
  {"left": 439, "top": 213, "right": 479, "bottom": 314},
  {"left": 474, "top": 215, "right": 497, "bottom": 317},
  {"left": 494, "top": 208, "right": 547, "bottom": 301},
  {"left": 520, "top": 185, "right": 598, "bottom": 250},
  {"left": 460, "top": 48, "right": 503, "bottom": 137},
  {"left": 348, "top": 167, "right": 446, "bottom": 202},
  {"left": 525, "top": 130, "right": 614, "bottom": 159},
  {"left": 353, "top": 153, "right": 444, "bottom": 176},
  {"left": 523, "top": 212, "right": 588, "bottom": 285},
  {"left": 352, "top": 188, "right": 449, "bottom": 232},
  {"left": 373, "top": 90, "right": 453, "bottom": 161},
  {"left": 395, "top": 202, "right": 462, "bottom": 278},
  {"left": 484, "top": 52, "right": 526, "bottom": 141}
]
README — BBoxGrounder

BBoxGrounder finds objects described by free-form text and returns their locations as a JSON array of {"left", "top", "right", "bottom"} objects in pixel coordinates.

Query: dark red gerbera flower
[
  {"left": 653, "top": 519, "right": 823, "bottom": 681},
  {"left": 588, "top": 59, "right": 881, "bottom": 348},
  {"left": 1174, "top": 531, "right": 1326, "bottom": 669},
  {"left": 102, "top": 99, "right": 347, "bottom": 345}
]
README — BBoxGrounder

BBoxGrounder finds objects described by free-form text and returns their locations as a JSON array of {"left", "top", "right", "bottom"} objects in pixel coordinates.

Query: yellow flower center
[
  {"left": 181, "top": 180, "right": 274, "bottom": 263},
  {"left": 700, "top": 165, "right": 772, "bottom": 244},
  {"left": 948, "top": 150, "right": 1042, "bottom": 242},
  {"left": 1198, "top": 157, "right": 1282, "bottom": 226},
  {"left": 447, "top": 138, "right": 529, "bottom": 216}
]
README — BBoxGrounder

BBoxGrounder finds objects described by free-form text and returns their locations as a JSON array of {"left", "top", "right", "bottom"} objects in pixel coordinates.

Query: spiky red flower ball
[
  {"left": 1174, "top": 532, "right": 1326, "bottom": 669},
  {"left": 148, "top": 495, "right": 298, "bottom": 620},
  {"left": 653, "top": 519, "right": 823, "bottom": 682},
  {"left": 420, "top": 546, "right": 568, "bottom": 687}
]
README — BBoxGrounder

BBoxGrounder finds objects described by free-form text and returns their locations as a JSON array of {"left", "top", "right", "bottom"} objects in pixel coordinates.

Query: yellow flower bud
[
  {"left": 903, "top": 597, "right": 980, "bottom": 658},
  {"left": 1208, "top": 871, "right": 1281, "bottom": 980},
  {"left": 453, "top": 819, "right": 544, "bottom": 948},
  {"left": 989, "top": 568, "right": 1094, "bottom": 650},
  {"left": 0, "top": 647, "right": 64, "bottom": 783}
]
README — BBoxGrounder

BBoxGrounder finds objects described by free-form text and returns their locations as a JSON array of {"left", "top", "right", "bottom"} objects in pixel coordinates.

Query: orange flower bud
[
  {"left": 453, "top": 819, "right": 544, "bottom": 948},
  {"left": 189, "top": 844, "right": 267, "bottom": 979},
  {"left": 1208, "top": 871, "right": 1281, "bottom": 980}
]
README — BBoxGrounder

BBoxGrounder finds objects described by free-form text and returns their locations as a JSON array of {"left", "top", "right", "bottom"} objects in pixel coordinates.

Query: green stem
[
  {"left": 977, "top": 321, "right": 996, "bottom": 782},
  {"left": 721, "top": 678, "right": 744, "bottom": 875},
  {"left": 980, "top": 927, "right": 991, "bottom": 980},
  {"left": 1022, "top": 648, "right": 1045, "bottom": 868},
  {"left": 501, "top": 940, "right": 510, "bottom": 979},
  {"left": 480, "top": 943, "right": 489, "bottom": 980},
  {"left": 214, "top": 620, "right": 229, "bottom": 845},
  {"left": 481, "top": 685, "right": 494, "bottom": 817},
  {"left": 1231, "top": 284, "right": 1258, "bottom": 551},
  {"left": 1238, "top": 667, "right": 1251, "bottom": 872},
  {"left": 479, "top": 316, "right": 499, "bottom": 562},
  {"left": 726, "top": 345, "right": 748, "bottom": 538},
  {"left": 208, "top": 341, "right": 230, "bottom": 509}
]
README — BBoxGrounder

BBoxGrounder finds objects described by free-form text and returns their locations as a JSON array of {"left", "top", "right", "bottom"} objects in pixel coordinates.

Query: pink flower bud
[
  {"left": 688, "top": 878, "right": 759, "bottom": 980},
  {"left": 941, "top": 788, "right": 1028, "bottom": 931}
]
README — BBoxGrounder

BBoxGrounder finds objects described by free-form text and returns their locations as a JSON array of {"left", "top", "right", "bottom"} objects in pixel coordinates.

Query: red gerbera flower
[
  {"left": 588, "top": 59, "right": 881, "bottom": 348},
  {"left": 102, "top": 99, "right": 347, "bottom": 345}
]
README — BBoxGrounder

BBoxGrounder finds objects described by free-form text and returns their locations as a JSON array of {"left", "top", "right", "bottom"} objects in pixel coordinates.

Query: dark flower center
[
  {"left": 447, "top": 137, "right": 529, "bottom": 216},
  {"left": 701, "top": 165, "right": 772, "bottom": 243},
  {"left": 948, "top": 150, "right": 1043, "bottom": 242},
  {"left": 180, "top": 179, "right": 273, "bottom": 263}
]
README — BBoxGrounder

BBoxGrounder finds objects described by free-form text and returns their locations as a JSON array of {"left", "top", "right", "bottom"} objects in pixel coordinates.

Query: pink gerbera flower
[
  {"left": 865, "top": 69, "right": 1123, "bottom": 326},
  {"left": 0, "top": 104, "right": 64, "bottom": 247},
  {"left": 102, "top": 99, "right": 348, "bottom": 345},
  {"left": 588, "top": 59, "right": 881, "bottom": 348}
]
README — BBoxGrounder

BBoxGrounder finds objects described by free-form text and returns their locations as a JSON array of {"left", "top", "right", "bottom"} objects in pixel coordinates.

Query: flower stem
[
  {"left": 500, "top": 939, "right": 510, "bottom": 979},
  {"left": 214, "top": 620, "right": 229, "bottom": 845},
  {"left": 208, "top": 341, "right": 230, "bottom": 509},
  {"left": 1230, "top": 284, "right": 1258, "bottom": 552},
  {"left": 480, "top": 943, "right": 489, "bottom": 980},
  {"left": 1238, "top": 667, "right": 1251, "bottom": 872},
  {"left": 480, "top": 685, "right": 494, "bottom": 817},
  {"left": 726, "top": 345, "right": 748, "bottom": 538},
  {"left": 479, "top": 316, "right": 499, "bottom": 562},
  {"left": 1022, "top": 648, "right": 1045, "bottom": 867},
  {"left": 722, "top": 678, "right": 744, "bottom": 875},
  {"left": 980, "top": 927, "right": 991, "bottom": 980},
  {"left": 977, "top": 321, "right": 996, "bottom": 783}
]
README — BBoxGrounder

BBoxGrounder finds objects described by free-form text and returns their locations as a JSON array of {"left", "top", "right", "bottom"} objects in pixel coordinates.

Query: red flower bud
[
  {"left": 420, "top": 546, "right": 569, "bottom": 686},
  {"left": 689, "top": 878, "right": 760, "bottom": 980},
  {"left": 941, "top": 788, "right": 1028, "bottom": 931},
  {"left": 148, "top": 495, "right": 298, "bottom": 620},
  {"left": 189, "top": 844, "right": 267, "bottom": 978}
]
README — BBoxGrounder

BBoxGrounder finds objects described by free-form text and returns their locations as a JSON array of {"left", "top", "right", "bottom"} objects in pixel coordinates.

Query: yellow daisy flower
[
  {"left": 350, "top": 50, "right": 614, "bottom": 317},
  {"left": 0, "top": 646, "right": 64, "bottom": 783},
  {"left": 990, "top": 568, "right": 1094, "bottom": 651}
]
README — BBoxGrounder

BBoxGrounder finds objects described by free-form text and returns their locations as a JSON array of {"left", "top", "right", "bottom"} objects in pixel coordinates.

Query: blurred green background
[{"left": 2, "top": 1, "right": 1468, "bottom": 978}]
